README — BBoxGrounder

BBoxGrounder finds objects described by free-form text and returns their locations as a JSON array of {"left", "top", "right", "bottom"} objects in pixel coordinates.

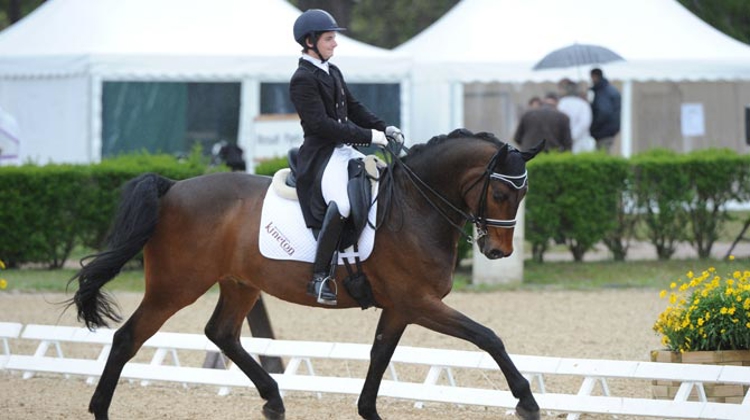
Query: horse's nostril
[
  {"left": 488, "top": 249, "right": 504, "bottom": 259},
  {"left": 486, "top": 248, "right": 513, "bottom": 259}
]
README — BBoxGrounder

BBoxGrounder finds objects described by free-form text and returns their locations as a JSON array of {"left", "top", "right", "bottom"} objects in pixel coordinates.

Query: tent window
[
  {"left": 102, "top": 82, "right": 240, "bottom": 158},
  {"left": 260, "top": 82, "right": 401, "bottom": 126}
]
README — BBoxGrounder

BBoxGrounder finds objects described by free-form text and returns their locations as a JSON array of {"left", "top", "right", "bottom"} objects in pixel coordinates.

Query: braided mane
[{"left": 405, "top": 128, "right": 507, "bottom": 160}]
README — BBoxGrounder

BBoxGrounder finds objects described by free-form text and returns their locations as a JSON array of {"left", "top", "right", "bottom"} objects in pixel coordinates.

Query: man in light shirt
[{"left": 557, "top": 78, "right": 594, "bottom": 154}]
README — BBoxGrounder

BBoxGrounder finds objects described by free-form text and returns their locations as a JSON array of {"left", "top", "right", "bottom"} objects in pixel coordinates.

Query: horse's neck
[
  {"left": 406, "top": 146, "right": 484, "bottom": 201},
  {"left": 392, "top": 144, "right": 486, "bottom": 234}
]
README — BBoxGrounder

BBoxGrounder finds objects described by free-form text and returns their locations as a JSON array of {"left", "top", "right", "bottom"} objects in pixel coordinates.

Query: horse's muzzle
[
  {"left": 478, "top": 236, "right": 513, "bottom": 259},
  {"left": 484, "top": 247, "right": 512, "bottom": 259}
]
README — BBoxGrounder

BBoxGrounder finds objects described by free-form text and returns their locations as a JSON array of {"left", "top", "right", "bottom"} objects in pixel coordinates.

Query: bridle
[
  {"left": 383, "top": 143, "right": 527, "bottom": 244},
  {"left": 471, "top": 148, "right": 528, "bottom": 241}
]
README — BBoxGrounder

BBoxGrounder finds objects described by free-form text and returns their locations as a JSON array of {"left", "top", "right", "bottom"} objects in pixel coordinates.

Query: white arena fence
[{"left": 1, "top": 321, "right": 749, "bottom": 419}]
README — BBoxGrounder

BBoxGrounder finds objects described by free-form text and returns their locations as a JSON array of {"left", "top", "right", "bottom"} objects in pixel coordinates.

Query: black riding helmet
[{"left": 293, "top": 9, "right": 346, "bottom": 62}]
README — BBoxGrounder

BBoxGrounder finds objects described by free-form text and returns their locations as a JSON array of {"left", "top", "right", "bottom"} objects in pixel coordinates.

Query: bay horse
[{"left": 67, "top": 129, "right": 544, "bottom": 420}]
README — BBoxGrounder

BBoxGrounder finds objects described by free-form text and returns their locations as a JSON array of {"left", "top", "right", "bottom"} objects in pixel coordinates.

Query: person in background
[
  {"left": 289, "top": 9, "right": 403, "bottom": 305},
  {"left": 0, "top": 105, "right": 21, "bottom": 166},
  {"left": 513, "top": 92, "right": 572, "bottom": 152},
  {"left": 527, "top": 96, "right": 542, "bottom": 109},
  {"left": 589, "top": 68, "right": 621, "bottom": 154},
  {"left": 557, "top": 78, "right": 594, "bottom": 154}
]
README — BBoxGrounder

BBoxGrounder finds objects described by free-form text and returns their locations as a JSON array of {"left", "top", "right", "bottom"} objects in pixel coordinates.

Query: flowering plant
[
  {"left": 653, "top": 264, "right": 750, "bottom": 352},
  {"left": 0, "top": 259, "right": 7, "bottom": 290}
]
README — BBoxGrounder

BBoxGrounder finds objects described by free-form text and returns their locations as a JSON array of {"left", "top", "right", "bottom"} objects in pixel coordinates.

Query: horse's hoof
[
  {"left": 515, "top": 404, "right": 540, "bottom": 420},
  {"left": 357, "top": 408, "right": 382, "bottom": 420},
  {"left": 262, "top": 403, "right": 285, "bottom": 420}
]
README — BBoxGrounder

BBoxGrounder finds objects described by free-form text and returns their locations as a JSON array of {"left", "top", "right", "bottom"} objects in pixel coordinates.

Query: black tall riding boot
[{"left": 307, "top": 202, "right": 346, "bottom": 305}]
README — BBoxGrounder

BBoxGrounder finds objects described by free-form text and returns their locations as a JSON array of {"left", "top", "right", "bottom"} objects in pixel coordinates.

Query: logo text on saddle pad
[{"left": 264, "top": 222, "right": 295, "bottom": 256}]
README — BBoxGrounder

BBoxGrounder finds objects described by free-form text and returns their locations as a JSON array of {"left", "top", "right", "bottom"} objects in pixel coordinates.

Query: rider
[{"left": 289, "top": 9, "right": 403, "bottom": 305}]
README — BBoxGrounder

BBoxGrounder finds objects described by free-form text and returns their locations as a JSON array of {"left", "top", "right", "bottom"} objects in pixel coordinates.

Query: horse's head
[
  {"left": 394, "top": 130, "right": 544, "bottom": 261},
  {"left": 469, "top": 139, "right": 545, "bottom": 259}
]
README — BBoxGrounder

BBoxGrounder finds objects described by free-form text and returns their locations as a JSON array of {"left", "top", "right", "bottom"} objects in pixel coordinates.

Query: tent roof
[
  {"left": 397, "top": 0, "right": 750, "bottom": 82},
  {"left": 0, "top": 0, "right": 408, "bottom": 81}
]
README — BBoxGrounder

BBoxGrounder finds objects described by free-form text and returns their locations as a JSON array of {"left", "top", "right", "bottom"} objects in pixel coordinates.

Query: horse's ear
[
  {"left": 497, "top": 143, "right": 510, "bottom": 160},
  {"left": 520, "top": 139, "right": 546, "bottom": 161}
]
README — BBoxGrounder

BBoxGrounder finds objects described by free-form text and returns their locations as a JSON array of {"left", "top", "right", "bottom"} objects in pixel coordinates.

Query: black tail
[{"left": 67, "top": 173, "right": 175, "bottom": 330}]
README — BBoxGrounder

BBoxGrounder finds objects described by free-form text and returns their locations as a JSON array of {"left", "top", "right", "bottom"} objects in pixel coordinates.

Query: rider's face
[{"left": 312, "top": 31, "right": 337, "bottom": 61}]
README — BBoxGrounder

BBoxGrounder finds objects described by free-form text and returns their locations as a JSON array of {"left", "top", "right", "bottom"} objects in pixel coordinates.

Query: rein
[{"left": 381, "top": 141, "right": 526, "bottom": 243}]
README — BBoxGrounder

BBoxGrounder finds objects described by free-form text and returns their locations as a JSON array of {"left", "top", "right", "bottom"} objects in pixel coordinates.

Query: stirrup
[{"left": 308, "top": 276, "right": 338, "bottom": 306}]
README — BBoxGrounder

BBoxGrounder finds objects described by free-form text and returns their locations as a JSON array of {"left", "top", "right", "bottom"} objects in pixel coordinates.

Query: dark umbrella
[{"left": 532, "top": 43, "right": 625, "bottom": 71}]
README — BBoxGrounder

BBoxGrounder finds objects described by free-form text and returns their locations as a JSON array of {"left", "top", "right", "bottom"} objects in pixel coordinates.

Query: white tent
[
  {"left": 397, "top": 0, "right": 750, "bottom": 156},
  {"left": 0, "top": 0, "right": 410, "bottom": 167}
]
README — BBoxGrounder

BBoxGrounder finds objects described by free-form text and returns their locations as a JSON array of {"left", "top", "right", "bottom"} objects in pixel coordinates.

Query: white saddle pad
[{"left": 258, "top": 169, "right": 377, "bottom": 263}]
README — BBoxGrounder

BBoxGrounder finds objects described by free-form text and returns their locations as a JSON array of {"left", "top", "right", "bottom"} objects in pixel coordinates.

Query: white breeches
[{"left": 321, "top": 144, "right": 365, "bottom": 218}]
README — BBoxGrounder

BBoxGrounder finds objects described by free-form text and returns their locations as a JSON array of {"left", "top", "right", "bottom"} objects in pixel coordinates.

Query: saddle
[
  {"left": 276, "top": 147, "right": 384, "bottom": 250},
  {"left": 269, "top": 147, "right": 383, "bottom": 309}
]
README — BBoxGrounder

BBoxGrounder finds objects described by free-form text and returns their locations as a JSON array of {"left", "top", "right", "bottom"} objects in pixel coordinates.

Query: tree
[
  {"left": 0, "top": 0, "right": 45, "bottom": 30},
  {"left": 677, "top": 0, "right": 750, "bottom": 44},
  {"left": 289, "top": 0, "right": 458, "bottom": 49},
  {"left": 3, "top": 1, "right": 748, "bottom": 51}
]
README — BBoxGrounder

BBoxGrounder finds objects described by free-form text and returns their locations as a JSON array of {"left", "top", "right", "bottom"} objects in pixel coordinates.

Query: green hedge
[
  {"left": 3, "top": 148, "right": 749, "bottom": 268},
  {"left": 526, "top": 149, "right": 750, "bottom": 262},
  {"left": 0, "top": 150, "right": 221, "bottom": 268},
  {"left": 525, "top": 152, "right": 630, "bottom": 262}
]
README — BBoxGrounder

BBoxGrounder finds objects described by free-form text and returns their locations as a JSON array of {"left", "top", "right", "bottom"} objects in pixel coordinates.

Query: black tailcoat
[{"left": 289, "top": 58, "right": 386, "bottom": 229}]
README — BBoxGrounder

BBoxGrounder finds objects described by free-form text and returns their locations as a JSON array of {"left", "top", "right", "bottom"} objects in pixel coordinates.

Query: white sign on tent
[
  {"left": 252, "top": 115, "right": 303, "bottom": 164},
  {"left": 680, "top": 103, "right": 706, "bottom": 137}
]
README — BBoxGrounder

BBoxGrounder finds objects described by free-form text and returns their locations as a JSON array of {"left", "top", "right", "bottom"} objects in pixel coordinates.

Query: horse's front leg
[
  {"left": 415, "top": 299, "right": 540, "bottom": 420},
  {"left": 358, "top": 309, "right": 407, "bottom": 420}
]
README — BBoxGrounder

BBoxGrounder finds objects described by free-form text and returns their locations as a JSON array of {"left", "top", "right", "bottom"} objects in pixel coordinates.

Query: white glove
[
  {"left": 371, "top": 129, "right": 388, "bottom": 148},
  {"left": 385, "top": 126, "right": 404, "bottom": 144}
]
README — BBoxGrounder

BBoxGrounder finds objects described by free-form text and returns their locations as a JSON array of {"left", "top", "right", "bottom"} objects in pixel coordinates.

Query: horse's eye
[{"left": 493, "top": 190, "right": 507, "bottom": 201}]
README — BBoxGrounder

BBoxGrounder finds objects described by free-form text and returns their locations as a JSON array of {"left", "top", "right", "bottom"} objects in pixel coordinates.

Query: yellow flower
[
  {"left": 729, "top": 255, "right": 736, "bottom": 261},
  {"left": 0, "top": 259, "right": 5, "bottom": 269},
  {"left": 655, "top": 265, "right": 750, "bottom": 352},
  {"left": 0, "top": 279, "right": 6, "bottom": 290}
]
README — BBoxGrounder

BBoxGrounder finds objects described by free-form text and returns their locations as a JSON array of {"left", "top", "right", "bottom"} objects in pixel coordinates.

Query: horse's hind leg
[
  {"left": 204, "top": 282, "right": 284, "bottom": 420},
  {"left": 358, "top": 309, "right": 407, "bottom": 420},
  {"left": 414, "top": 299, "right": 540, "bottom": 420},
  {"left": 89, "top": 295, "right": 194, "bottom": 419}
]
